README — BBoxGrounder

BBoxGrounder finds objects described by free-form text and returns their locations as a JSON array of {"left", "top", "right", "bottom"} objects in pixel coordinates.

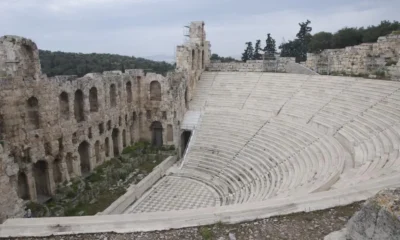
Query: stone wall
[
  {"left": 304, "top": 33, "right": 400, "bottom": 80},
  {"left": 206, "top": 57, "right": 311, "bottom": 74},
  {"left": 0, "top": 21, "right": 209, "bottom": 222}
]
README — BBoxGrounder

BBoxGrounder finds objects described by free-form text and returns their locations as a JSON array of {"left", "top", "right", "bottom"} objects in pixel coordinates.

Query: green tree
[
  {"left": 264, "top": 33, "right": 276, "bottom": 57},
  {"left": 38, "top": 50, "right": 174, "bottom": 77},
  {"left": 361, "top": 20, "right": 400, "bottom": 43},
  {"left": 253, "top": 40, "right": 263, "bottom": 60},
  {"left": 241, "top": 42, "right": 254, "bottom": 62},
  {"left": 296, "top": 20, "right": 312, "bottom": 62},
  {"left": 279, "top": 39, "right": 301, "bottom": 59},
  {"left": 308, "top": 32, "right": 333, "bottom": 53},
  {"left": 332, "top": 27, "right": 363, "bottom": 49}
]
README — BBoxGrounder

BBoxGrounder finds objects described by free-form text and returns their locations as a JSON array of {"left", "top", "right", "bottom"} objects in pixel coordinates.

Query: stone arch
[
  {"left": 181, "top": 130, "right": 192, "bottom": 156},
  {"left": 150, "top": 121, "right": 163, "bottom": 147},
  {"left": 192, "top": 49, "right": 195, "bottom": 69},
  {"left": 126, "top": 81, "right": 132, "bottom": 103},
  {"left": 167, "top": 124, "right": 173, "bottom": 142},
  {"left": 105, "top": 137, "right": 110, "bottom": 157},
  {"left": 89, "top": 87, "right": 99, "bottom": 112},
  {"left": 17, "top": 172, "right": 30, "bottom": 200},
  {"left": 110, "top": 84, "right": 117, "bottom": 107},
  {"left": 59, "top": 92, "right": 70, "bottom": 120},
  {"left": 53, "top": 158, "right": 62, "bottom": 184},
  {"left": 185, "top": 87, "right": 189, "bottom": 109},
  {"left": 74, "top": 89, "right": 85, "bottom": 122},
  {"left": 26, "top": 96, "right": 40, "bottom": 130},
  {"left": 66, "top": 153, "right": 73, "bottom": 175},
  {"left": 94, "top": 140, "right": 101, "bottom": 163},
  {"left": 198, "top": 49, "right": 201, "bottom": 69},
  {"left": 122, "top": 129, "right": 127, "bottom": 148},
  {"left": 150, "top": 81, "right": 161, "bottom": 101},
  {"left": 130, "top": 124, "right": 134, "bottom": 144},
  {"left": 202, "top": 50, "right": 204, "bottom": 69},
  {"left": 78, "top": 141, "right": 91, "bottom": 176},
  {"left": 33, "top": 160, "right": 51, "bottom": 200},
  {"left": 112, "top": 128, "right": 120, "bottom": 156}
]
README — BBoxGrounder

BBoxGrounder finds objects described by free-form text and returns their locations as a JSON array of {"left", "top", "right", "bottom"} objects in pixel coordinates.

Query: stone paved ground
[{"left": 7, "top": 202, "right": 363, "bottom": 240}]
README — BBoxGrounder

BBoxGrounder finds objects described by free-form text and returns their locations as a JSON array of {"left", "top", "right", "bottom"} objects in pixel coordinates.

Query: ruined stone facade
[
  {"left": 0, "top": 22, "right": 208, "bottom": 222},
  {"left": 207, "top": 58, "right": 318, "bottom": 75},
  {"left": 304, "top": 33, "right": 400, "bottom": 79}
]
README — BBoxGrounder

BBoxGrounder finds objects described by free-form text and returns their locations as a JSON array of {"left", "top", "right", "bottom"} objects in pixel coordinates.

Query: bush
[{"left": 199, "top": 227, "right": 213, "bottom": 240}]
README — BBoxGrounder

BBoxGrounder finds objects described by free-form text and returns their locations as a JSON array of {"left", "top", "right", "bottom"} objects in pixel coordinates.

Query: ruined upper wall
[
  {"left": 207, "top": 57, "right": 317, "bottom": 75},
  {"left": 304, "top": 33, "right": 400, "bottom": 80},
  {"left": 0, "top": 36, "right": 41, "bottom": 81}
]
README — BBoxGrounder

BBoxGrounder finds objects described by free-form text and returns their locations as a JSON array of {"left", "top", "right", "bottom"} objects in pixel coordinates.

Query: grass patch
[
  {"left": 28, "top": 141, "right": 175, "bottom": 217},
  {"left": 199, "top": 227, "right": 213, "bottom": 240}
]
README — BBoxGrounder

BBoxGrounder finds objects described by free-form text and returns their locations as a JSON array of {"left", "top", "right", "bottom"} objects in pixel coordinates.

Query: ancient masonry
[
  {"left": 0, "top": 21, "right": 210, "bottom": 222},
  {"left": 304, "top": 33, "right": 400, "bottom": 79}
]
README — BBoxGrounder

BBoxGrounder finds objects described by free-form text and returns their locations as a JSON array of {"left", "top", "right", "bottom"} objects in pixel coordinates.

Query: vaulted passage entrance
[
  {"left": 53, "top": 158, "right": 62, "bottom": 184},
  {"left": 181, "top": 130, "right": 192, "bottom": 156},
  {"left": 112, "top": 128, "right": 120, "bottom": 156},
  {"left": 33, "top": 160, "right": 51, "bottom": 202},
  {"left": 151, "top": 121, "right": 163, "bottom": 147},
  {"left": 18, "top": 172, "right": 30, "bottom": 200},
  {"left": 78, "top": 141, "right": 91, "bottom": 176},
  {"left": 74, "top": 90, "right": 85, "bottom": 122}
]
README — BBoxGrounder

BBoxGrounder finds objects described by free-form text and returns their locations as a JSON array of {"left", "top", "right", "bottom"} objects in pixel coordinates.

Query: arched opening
[
  {"left": 53, "top": 158, "right": 62, "bottom": 184},
  {"left": 150, "top": 81, "right": 161, "bottom": 101},
  {"left": 95, "top": 141, "right": 101, "bottom": 163},
  {"left": 202, "top": 50, "right": 205, "bottom": 69},
  {"left": 192, "top": 49, "right": 195, "bottom": 69},
  {"left": 112, "top": 128, "right": 120, "bottom": 156},
  {"left": 59, "top": 92, "right": 69, "bottom": 120},
  {"left": 26, "top": 96, "right": 40, "bottom": 130},
  {"left": 105, "top": 137, "right": 110, "bottom": 157},
  {"left": 122, "top": 129, "right": 127, "bottom": 148},
  {"left": 18, "top": 172, "right": 30, "bottom": 200},
  {"left": 130, "top": 124, "right": 134, "bottom": 144},
  {"left": 78, "top": 141, "right": 91, "bottom": 176},
  {"left": 198, "top": 49, "right": 201, "bottom": 69},
  {"left": 66, "top": 153, "right": 73, "bottom": 175},
  {"left": 89, "top": 87, "right": 99, "bottom": 112},
  {"left": 151, "top": 121, "right": 163, "bottom": 147},
  {"left": 33, "top": 160, "right": 51, "bottom": 201},
  {"left": 126, "top": 81, "right": 132, "bottom": 103},
  {"left": 110, "top": 84, "right": 117, "bottom": 107},
  {"left": 167, "top": 124, "right": 173, "bottom": 142},
  {"left": 74, "top": 90, "right": 85, "bottom": 122},
  {"left": 185, "top": 87, "right": 189, "bottom": 109},
  {"left": 181, "top": 130, "right": 192, "bottom": 156}
]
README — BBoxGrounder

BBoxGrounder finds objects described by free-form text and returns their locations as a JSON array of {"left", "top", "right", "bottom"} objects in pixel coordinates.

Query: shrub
[{"left": 199, "top": 227, "right": 213, "bottom": 240}]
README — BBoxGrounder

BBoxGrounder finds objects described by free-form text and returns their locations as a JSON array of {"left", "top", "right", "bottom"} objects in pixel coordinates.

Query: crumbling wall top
[{"left": 0, "top": 35, "right": 41, "bottom": 81}]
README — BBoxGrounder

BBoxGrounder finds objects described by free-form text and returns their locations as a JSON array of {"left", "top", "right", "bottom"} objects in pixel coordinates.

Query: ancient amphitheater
[{"left": 1, "top": 22, "right": 400, "bottom": 238}]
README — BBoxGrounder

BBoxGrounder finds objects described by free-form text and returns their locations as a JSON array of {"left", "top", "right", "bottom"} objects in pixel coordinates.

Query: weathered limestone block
[
  {"left": 305, "top": 33, "right": 400, "bottom": 78},
  {"left": 0, "top": 144, "right": 24, "bottom": 223},
  {"left": 325, "top": 188, "right": 400, "bottom": 240}
]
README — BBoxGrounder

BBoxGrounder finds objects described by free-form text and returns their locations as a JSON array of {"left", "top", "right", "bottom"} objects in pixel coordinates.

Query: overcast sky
[{"left": 0, "top": 0, "right": 399, "bottom": 60}]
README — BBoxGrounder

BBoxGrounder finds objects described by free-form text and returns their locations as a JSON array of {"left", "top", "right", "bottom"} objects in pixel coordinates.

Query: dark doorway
[
  {"left": 33, "top": 160, "right": 51, "bottom": 202},
  {"left": 53, "top": 158, "right": 62, "bottom": 184},
  {"left": 112, "top": 128, "right": 120, "bottom": 156},
  {"left": 151, "top": 121, "right": 163, "bottom": 147},
  {"left": 78, "top": 141, "right": 91, "bottom": 176},
  {"left": 185, "top": 87, "right": 189, "bottom": 109},
  {"left": 181, "top": 131, "right": 192, "bottom": 156},
  {"left": 18, "top": 172, "right": 30, "bottom": 200},
  {"left": 74, "top": 90, "right": 85, "bottom": 122}
]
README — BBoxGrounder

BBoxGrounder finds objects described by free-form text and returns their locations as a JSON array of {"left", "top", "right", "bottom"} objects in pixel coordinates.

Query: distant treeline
[
  {"left": 236, "top": 20, "right": 400, "bottom": 63},
  {"left": 39, "top": 50, "right": 175, "bottom": 77}
]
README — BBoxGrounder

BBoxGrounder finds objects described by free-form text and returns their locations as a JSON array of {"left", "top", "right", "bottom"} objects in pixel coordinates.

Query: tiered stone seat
[{"left": 126, "top": 72, "right": 400, "bottom": 214}]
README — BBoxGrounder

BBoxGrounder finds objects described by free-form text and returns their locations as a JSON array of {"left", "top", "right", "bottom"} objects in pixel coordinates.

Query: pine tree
[
  {"left": 264, "top": 34, "right": 276, "bottom": 58},
  {"left": 241, "top": 42, "right": 254, "bottom": 62},
  {"left": 253, "top": 40, "right": 262, "bottom": 60},
  {"left": 296, "top": 20, "right": 312, "bottom": 62}
]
